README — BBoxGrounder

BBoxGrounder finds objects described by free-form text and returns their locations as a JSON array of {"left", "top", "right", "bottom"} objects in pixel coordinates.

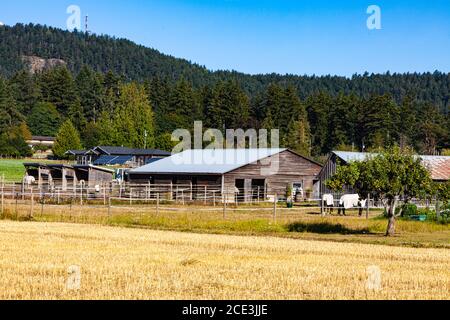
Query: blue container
[{"left": 410, "top": 215, "right": 427, "bottom": 222}]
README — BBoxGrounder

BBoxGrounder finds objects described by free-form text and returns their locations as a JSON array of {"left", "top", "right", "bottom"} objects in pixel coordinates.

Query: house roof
[
  {"left": 72, "top": 164, "right": 115, "bottom": 173},
  {"left": 24, "top": 163, "right": 114, "bottom": 174},
  {"left": 29, "top": 136, "right": 55, "bottom": 142},
  {"left": 130, "top": 148, "right": 289, "bottom": 175},
  {"left": 66, "top": 150, "right": 87, "bottom": 156},
  {"left": 92, "top": 146, "right": 171, "bottom": 157},
  {"left": 332, "top": 151, "right": 450, "bottom": 181}
]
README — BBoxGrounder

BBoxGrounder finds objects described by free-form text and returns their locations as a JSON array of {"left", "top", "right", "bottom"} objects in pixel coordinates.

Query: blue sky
[{"left": 1, "top": 0, "right": 449, "bottom": 76}]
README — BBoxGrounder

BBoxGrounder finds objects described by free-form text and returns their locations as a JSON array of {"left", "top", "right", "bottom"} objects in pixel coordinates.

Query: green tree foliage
[
  {"left": 9, "top": 70, "right": 41, "bottom": 114},
  {"left": 0, "top": 23, "right": 448, "bottom": 156},
  {"left": 38, "top": 66, "right": 79, "bottom": 116},
  {"left": 435, "top": 181, "right": 450, "bottom": 206},
  {"left": 285, "top": 116, "right": 311, "bottom": 156},
  {"left": 0, "top": 123, "right": 32, "bottom": 157},
  {"left": 326, "top": 147, "right": 433, "bottom": 236},
  {"left": 0, "top": 77, "right": 23, "bottom": 130},
  {"left": 206, "top": 80, "right": 250, "bottom": 129},
  {"left": 27, "top": 102, "right": 61, "bottom": 136},
  {"left": 155, "top": 133, "right": 178, "bottom": 152},
  {"left": 75, "top": 66, "right": 104, "bottom": 122},
  {"left": 361, "top": 94, "right": 400, "bottom": 149},
  {"left": 113, "top": 83, "right": 155, "bottom": 148},
  {"left": 52, "top": 120, "right": 83, "bottom": 159},
  {"left": 1, "top": 24, "right": 448, "bottom": 115}
]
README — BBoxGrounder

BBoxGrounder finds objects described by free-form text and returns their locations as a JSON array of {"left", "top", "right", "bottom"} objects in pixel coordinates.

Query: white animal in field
[
  {"left": 339, "top": 194, "right": 360, "bottom": 209},
  {"left": 322, "top": 194, "right": 334, "bottom": 206},
  {"left": 23, "top": 175, "right": 35, "bottom": 186}
]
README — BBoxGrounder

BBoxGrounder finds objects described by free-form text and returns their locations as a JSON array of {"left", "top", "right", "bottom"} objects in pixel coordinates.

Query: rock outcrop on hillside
[{"left": 21, "top": 55, "right": 67, "bottom": 74}]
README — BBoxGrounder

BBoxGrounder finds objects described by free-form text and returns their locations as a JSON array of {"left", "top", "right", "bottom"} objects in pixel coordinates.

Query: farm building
[
  {"left": 23, "top": 163, "right": 114, "bottom": 190},
  {"left": 318, "top": 151, "right": 450, "bottom": 195},
  {"left": 26, "top": 136, "right": 55, "bottom": 148},
  {"left": 128, "top": 148, "right": 322, "bottom": 202},
  {"left": 66, "top": 146, "right": 171, "bottom": 167}
]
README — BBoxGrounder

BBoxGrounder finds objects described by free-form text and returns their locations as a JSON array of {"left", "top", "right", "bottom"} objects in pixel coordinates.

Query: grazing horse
[
  {"left": 322, "top": 194, "right": 334, "bottom": 214},
  {"left": 338, "top": 194, "right": 361, "bottom": 216}
]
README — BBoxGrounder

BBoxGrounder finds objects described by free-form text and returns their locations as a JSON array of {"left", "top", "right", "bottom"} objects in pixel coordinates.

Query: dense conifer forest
[{"left": 0, "top": 23, "right": 448, "bottom": 159}]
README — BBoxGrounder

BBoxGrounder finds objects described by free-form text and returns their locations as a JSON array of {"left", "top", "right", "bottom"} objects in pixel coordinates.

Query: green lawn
[
  {"left": 0, "top": 159, "right": 69, "bottom": 182},
  {"left": 0, "top": 160, "right": 28, "bottom": 182}
]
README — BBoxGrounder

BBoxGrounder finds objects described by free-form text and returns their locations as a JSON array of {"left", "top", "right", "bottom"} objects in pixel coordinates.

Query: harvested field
[{"left": 0, "top": 221, "right": 448, "bottom": 300}]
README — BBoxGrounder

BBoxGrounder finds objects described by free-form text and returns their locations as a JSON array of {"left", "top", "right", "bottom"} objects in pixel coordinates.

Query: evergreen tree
[
  {"left": 76, "top": 66, "right": 104, "bottom": 122},
  {"left": 0, "top": 76, "right": 23, "bottom": 131},
  {"left": 305, "top": 92, "right": 332, "bottom": 154},
  {"left": 208, "top": 80, "right": 250, "bottom": 130},
  {"left": 285, "top": 116, "right": 312, "bottom": 156},
  {"left": 38, "top": 66, "right": 79, "bottom": 117},
  {"left": 9, "top": 70, "right": 41, "bottom": 114},
  {"left": 398, "top": 95, "right": 417, "bottom": 148},
  {"left": 361, "top": 94, "right": 400, "bottom": 150},
  {"left": 113, "top": 83, "right": 155, "bottom": 148},
  {"left": 52, "top": 119, "right": 83, "bottom": 159},
  {"left": 27, "top": 102, "right": 61, "bottom": 136}
]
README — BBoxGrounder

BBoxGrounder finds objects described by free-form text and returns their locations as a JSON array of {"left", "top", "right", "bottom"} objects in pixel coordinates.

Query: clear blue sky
[{"left": 1, "top": 0, "right": 449, "bottom": 76}]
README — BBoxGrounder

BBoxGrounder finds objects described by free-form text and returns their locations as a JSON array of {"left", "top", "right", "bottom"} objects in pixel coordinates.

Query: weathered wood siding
[
  {"left": 318, "top": 154, "right": 355, "bottom": 196},
  {"left": 223, "top": 150, "right": 322, "bottom": 195}
]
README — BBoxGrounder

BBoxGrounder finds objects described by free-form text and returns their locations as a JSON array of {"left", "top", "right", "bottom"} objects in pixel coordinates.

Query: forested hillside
[{"left": 0, "top": 23, "right": 448, "bottom": 159}]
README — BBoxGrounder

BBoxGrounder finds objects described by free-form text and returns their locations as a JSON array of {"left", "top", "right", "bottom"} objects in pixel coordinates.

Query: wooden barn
[
  {"left": 318, "top": 151, "right": 450, "bottom": 196},
  {"left": 128, "top": 148, "right": 322, "bottom": 202}
]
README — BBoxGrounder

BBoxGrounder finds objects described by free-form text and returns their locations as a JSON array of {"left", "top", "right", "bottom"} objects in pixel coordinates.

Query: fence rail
[{"left": 0, "top": 175, "right": 444, "bottom": 222}]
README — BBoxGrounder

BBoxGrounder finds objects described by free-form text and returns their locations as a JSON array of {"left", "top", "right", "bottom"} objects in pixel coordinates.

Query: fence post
[
  {"left": 41, "top": 197, "right": 45, "bottom": 217},
  {"left": 30, "top": 187, "right": 34, "bottom": 219},
  {"left": 130, "top": 187, "right": 133, "bottom": 205},
  {"left": 15, "top": 192, "right": 18, "bottom": 220},
  {"left": 80, "top": 181, "right": 83, "bottom": 206},
  {"left": 156, "top": 193, "right": 160, "bottom": 215},
  {"left": 257, "top": 186, "right": 260, "bottom": 204},
  {"left": 1, "top": 175, "right": 4, "bottom": 216},
  {"left": 366, "top": 194, "right": 370, "bottom": 220},
  {"left": 108, "top": 196, "right": 111, "bottom": 217},
  {"left": 273, "top": 193, "right": 277, "bottom": 222},
  {"left": 213, "top": 191, "right": 216, "bottom": 207},
  {"left": 321, "top": 198, "right": 324, "bottom": 216},
  {"left": 204, "top": 186, "right": 207, "bottom": 205},
  {"left": 223, "top": 192, "right": 226, "bottom": 219}
]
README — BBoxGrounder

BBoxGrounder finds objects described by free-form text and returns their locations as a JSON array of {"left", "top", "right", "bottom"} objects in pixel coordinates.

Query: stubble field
[{"left": 0, "top": 221, "right": 448, "bottom": 300}]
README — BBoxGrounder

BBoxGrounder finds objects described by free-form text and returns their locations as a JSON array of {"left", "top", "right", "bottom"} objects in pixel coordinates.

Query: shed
[{"left": 24, "top": 163, "right": 114, "bottom": 190}]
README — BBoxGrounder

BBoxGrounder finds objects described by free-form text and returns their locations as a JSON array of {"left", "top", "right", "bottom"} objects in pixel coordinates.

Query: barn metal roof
[
  {"left": 92, "top": 146, "right": 171, "bottom": 157},
  {"left": 333, "top": 151, "right": 376, "bottom": 163},
  {"left": 130, "top": 148, "right": 287, "bottom": 175},
  {"left": 421, "top": 156, "right": 450, "bottom": 181},
  {"left": 332, "top": 151, "right": 450, "bottom": 181}
]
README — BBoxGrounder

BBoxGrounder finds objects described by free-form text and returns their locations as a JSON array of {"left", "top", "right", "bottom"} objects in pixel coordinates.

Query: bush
[{"left": 400, "top": 203, "right": 418, "bottom": 217}]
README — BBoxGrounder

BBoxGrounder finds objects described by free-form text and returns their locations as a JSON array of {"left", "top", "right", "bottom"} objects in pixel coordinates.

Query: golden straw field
[{"left": 0, "top": 221, "right": 448, "bottom": 300}]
